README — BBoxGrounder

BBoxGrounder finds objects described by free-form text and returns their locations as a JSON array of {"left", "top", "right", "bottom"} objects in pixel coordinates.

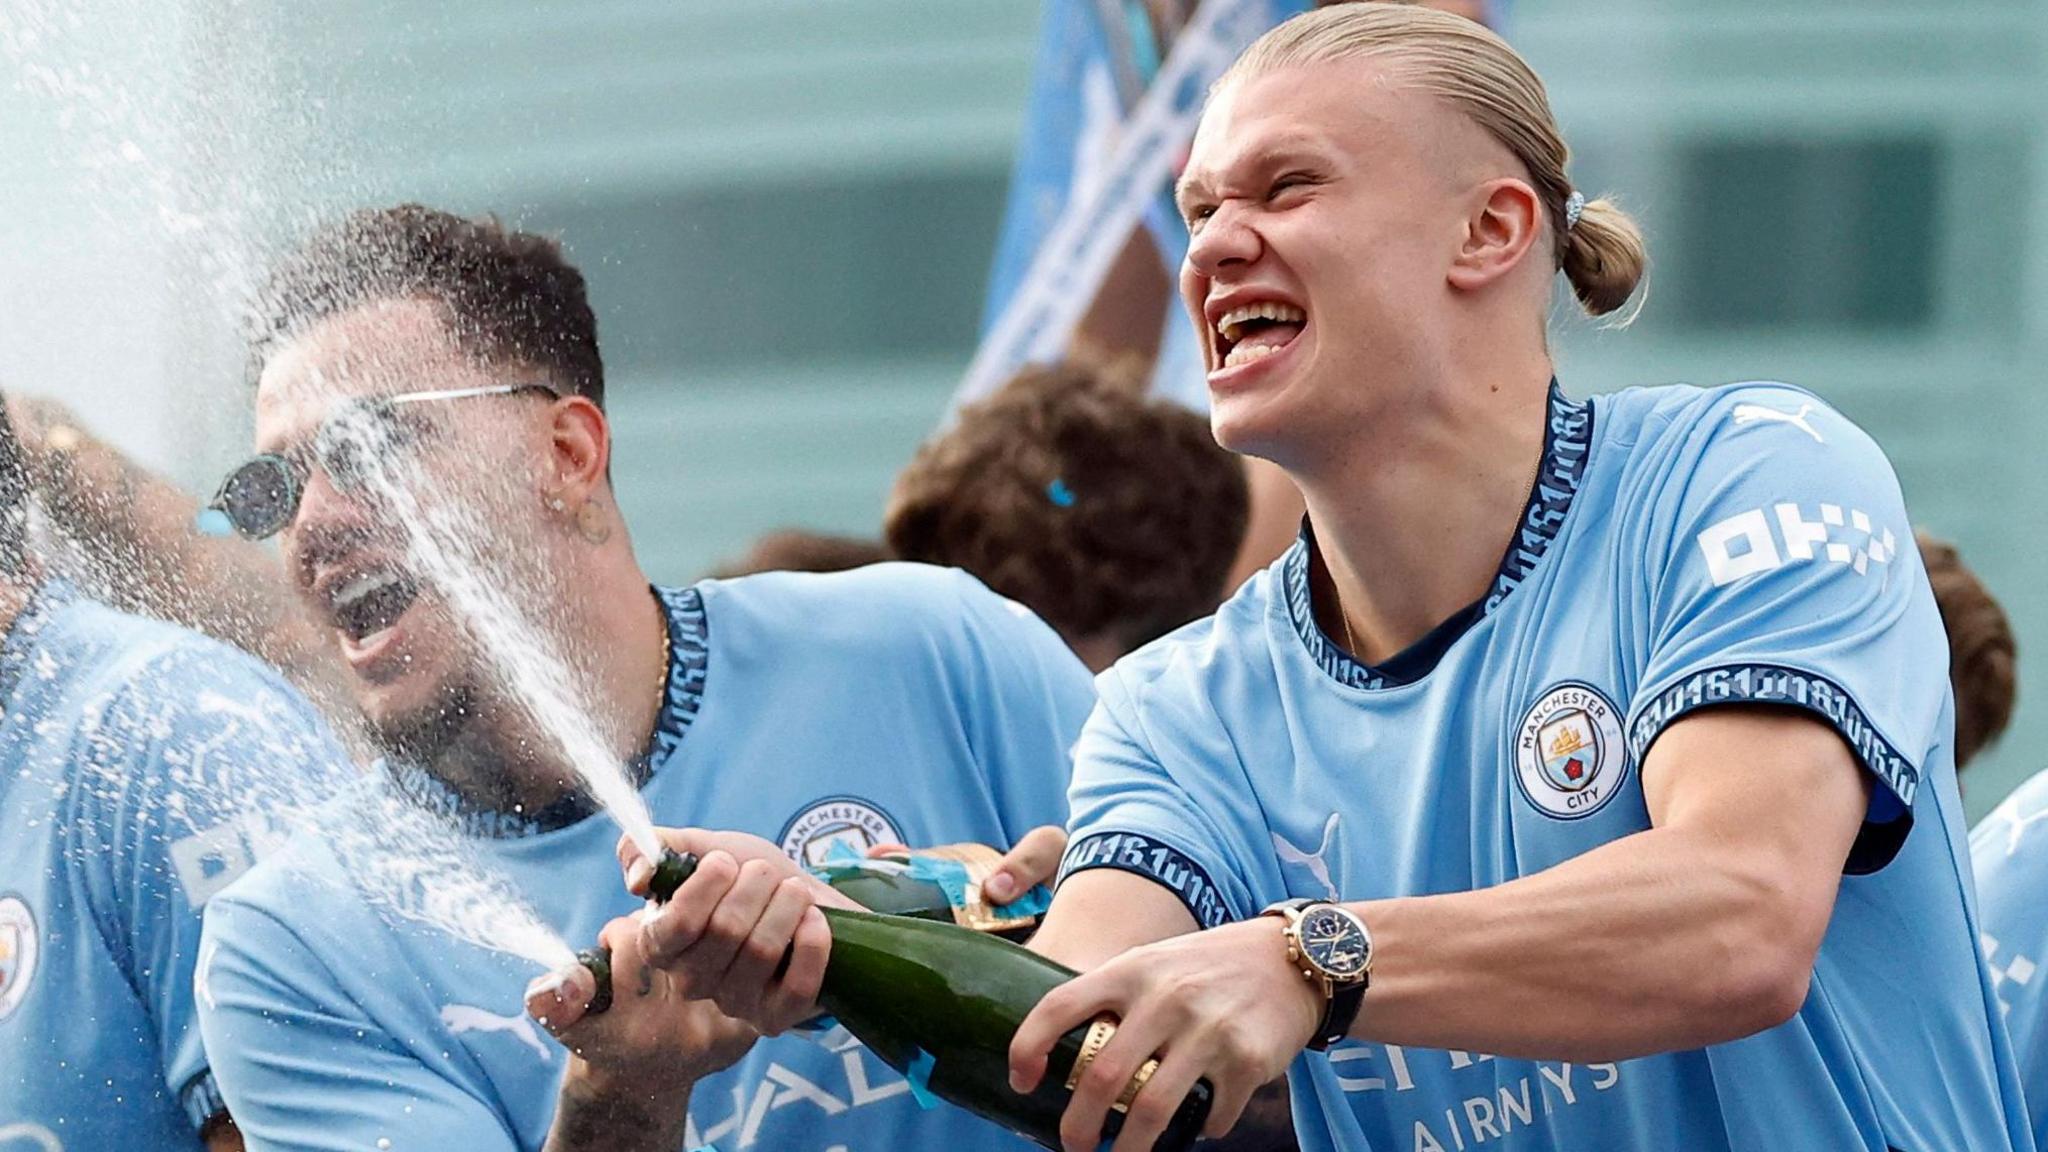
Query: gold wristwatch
[{"left": 1261, "top": 897, "right": 1372, "bottom": 1050}]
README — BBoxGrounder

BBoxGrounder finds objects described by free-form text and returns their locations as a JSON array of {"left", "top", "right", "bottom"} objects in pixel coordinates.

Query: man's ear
[
  {"left": 542, "top": 395, "right": 611, "bottom": 504},
  {"left": 1445, "top": 177, "right": 1543, "bottom": 294}
]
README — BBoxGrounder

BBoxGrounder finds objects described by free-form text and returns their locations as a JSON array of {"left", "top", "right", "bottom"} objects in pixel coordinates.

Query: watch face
[{"left": 1300, "top": 906, "right": 1370, "bottom": 978}]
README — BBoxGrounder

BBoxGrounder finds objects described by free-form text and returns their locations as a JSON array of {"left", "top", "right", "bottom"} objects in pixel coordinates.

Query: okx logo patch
[{"left": 1697, "top": 503, "right": 1897, "bottom": 588}]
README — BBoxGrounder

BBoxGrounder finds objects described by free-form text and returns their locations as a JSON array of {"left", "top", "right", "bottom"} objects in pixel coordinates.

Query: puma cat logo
[
  {"left": 1272, "top": 812, "right": 1342, "bottom": 902},
  {"left": 1731, "top": 401, "right": 1824, "bottom": 443},
  {"left": 440, "top": 1002, "right": 552, "bottom": 1062}
]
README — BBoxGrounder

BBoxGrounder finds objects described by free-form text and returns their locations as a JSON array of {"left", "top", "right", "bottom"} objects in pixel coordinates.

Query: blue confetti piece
[
  {"left": 906, "top": 1048, "right": 940, "bottom": 1110},
  {"left": 1046, "top": 478, "right": 1076, "bottom": 507},
  {"left": 194, "top": 508, "right": 235, "bottom": 538},
  {"left": 905, "top": 853, "right": 1047, "bottom": 923}
]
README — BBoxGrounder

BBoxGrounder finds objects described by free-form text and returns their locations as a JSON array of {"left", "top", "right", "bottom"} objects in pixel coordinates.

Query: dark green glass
[{"left": 586, "top": 850, "right": 1212, "bottom": 1150}]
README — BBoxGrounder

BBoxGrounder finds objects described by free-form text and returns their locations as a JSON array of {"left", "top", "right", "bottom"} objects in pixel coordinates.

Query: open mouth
[
  {"left": 328, "top": 568, "right": 422, "bottom": 644},
  {"left": 1214, "top": 301, "right": 1307, "bottom": 370}
]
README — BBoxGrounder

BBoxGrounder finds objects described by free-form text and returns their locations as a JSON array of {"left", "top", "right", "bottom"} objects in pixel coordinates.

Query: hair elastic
[{"left": 1564, "top": 191, "right": 1587, "bottom": 232}]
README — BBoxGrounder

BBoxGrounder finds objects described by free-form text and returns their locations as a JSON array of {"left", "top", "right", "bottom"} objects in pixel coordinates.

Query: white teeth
[
  {"left": 1223, "top": 342, "right": 1285, "bottom": 368},
  {"left": 1215, "top": 301, "right": 1307, "bottom": 342},
  {"left": 332, "top": 570, "right": 401, "bottom": 612}
]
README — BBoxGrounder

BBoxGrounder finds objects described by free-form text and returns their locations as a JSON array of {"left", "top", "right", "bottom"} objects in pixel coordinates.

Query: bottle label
[
  {"left": 813, "top": 840, "right": 1053, "bottom": 934},
  {"left": 908, "top": 843, "right": 1053, "bottom": 934},
  {"left": 1064, "top": 1014, "right": 1161, "bottom": 1115}
]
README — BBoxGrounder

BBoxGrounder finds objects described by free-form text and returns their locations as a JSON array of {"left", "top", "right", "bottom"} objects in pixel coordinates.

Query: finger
[
  {"left": 1064, "top": 1009, "right": 1173, "bottom": 1152},
  {"left": 864, "top": 841, "right": 911, "bottom": 859},
  {"left": 525, "top": 962, "right": 597, "bottom": 1036},
  {"left": 761, "top": 905, "right": 832, "bottom": 1034},
  {"left": 690, "top": 857, "right": 784, "bottom": 984},
  {"left": 621, "top": 827, "right": 714, "bottom": 894},
  {"left": 1112, "top": 1045, "right": 1207, "bottom": 1152},
  {"left": 639, "top": 849, "right": 739, "bottom": 966},
  {"left": 1008, "top": 968, "right": 1126, "bottom": 1094},
  {"left": 1196, "top": 1063, "right": 1259, "bottom": 1143},
  {"left": 724, "top": 875, "right": 816, "bottom": 1002},
  {"left": 987, "top": 825, "right": 1067, "bottom": 904}
]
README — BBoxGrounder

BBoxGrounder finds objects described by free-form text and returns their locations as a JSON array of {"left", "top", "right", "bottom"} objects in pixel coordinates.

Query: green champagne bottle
[{"left": 580, "top": 850, "right": 1212, "bottom": 1151}]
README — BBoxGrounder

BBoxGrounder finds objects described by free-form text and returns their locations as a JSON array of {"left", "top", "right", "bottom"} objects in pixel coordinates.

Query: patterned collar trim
[
  {"left": 383, "top": 584, "right": 710, "bottom": 839},
  {"left": 0, "top": 579, "right": 73, "bottom": 708},
  {"left": 1285, "top": 381, "right": 1594, "bottom": 691}
]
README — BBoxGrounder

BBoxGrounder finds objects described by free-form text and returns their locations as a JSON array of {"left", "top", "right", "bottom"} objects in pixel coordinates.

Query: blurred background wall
[{"left": 1, "top": 0, "right": 2043, "bottom": 816}]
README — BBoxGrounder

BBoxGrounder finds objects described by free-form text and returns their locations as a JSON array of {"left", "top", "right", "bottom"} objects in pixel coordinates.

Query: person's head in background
[
  {"left": 704, "top": 530, "right": 892, "bottom": 580},
  {"left": 885, "top": 360, "right": 1248, "bottom": 673},
  {"left": 1917, "top": 531, "right": 2016, "bottom": 773}
]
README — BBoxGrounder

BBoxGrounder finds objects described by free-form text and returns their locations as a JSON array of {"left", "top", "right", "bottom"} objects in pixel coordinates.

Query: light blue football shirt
[
  {"left": 199, "top": 564, "right": 1094, "bottom": 1152},
  {"left": 1971, "top": 770, "right": 2048, "bottom": 1150},
  {"left": 0, "top": 582, "right": 346, "bottom": 1151},
  {"left": 1061, "top": 383, "right": 2028, "bottom": 1152}
]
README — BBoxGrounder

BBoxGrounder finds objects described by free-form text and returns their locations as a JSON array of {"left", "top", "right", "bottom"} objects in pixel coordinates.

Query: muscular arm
[
  {"left": 1345, "top": 707, "right": 1870, "bottom": 1060},
  {"left": 1031, "top": 867, "right": 1199, "bottom": 971},
  {"left": 11, "top": 397, "right": 349, "bottom": 714}
]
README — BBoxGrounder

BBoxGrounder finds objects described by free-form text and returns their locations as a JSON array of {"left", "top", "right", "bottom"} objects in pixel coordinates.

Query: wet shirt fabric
[
  {"left": 1060, "top": 383, "right": 2028, "bottom": 1152},
  {"left": 0, "top": 583, "right": 346, "bottom": 1151},
  {"left": 1970, "top": 769, "right": 2048, "bottom": 1151},
  {"left": 198, "top": 564, "right": 1094, "bottom": 1152}
]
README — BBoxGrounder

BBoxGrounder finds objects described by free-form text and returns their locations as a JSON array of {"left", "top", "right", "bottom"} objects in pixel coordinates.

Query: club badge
[
  {"left": 779, "top": 796, "right": 905, "bottom": 868},
  {"left": 1515, "top": 683, "right": 1630, "bottom": 820},
  {"left": 0, "top": 896, "right": 39, "bottom": 1021}
]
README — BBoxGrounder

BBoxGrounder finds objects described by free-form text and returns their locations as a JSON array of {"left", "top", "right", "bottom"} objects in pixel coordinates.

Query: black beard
[{"left": 370, "top": 676, "right": 531, "bottom": 813}]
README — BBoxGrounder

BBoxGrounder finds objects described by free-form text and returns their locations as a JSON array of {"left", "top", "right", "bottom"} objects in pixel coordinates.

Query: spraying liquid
[{"left": 328, "top": 400, "right": 666, "bottom": 861}]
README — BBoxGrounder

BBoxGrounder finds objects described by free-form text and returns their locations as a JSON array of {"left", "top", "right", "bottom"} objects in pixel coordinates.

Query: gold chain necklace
[{"left": 652, "top": 595, "right": 673, "bottom": 705}]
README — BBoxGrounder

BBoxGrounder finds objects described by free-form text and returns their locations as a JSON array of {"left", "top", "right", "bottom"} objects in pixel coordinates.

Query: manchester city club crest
[
  {"left": 779, "top": 796, "right": 905, "bottom": 867},
  {"left": 0, "top": 896, "right": 38, "bottom": 1021},
  {"left": 1514, "top": 683, "right": 1630, "bottom": 820}
]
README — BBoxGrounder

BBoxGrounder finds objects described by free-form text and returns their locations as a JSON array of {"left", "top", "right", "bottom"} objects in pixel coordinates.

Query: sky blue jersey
[
  {"left": 1060, "top": 383, "right": 2029, "bottom": 1152},
  {"left": 0, "top": 582, "right": 346, "bottom": 1152},
  {"left": 1971, "top": 770, "right": 2048, "bottom": 1149},
  {"left": 199, "top": 564, "right": 1094, "bottom": 1152}
]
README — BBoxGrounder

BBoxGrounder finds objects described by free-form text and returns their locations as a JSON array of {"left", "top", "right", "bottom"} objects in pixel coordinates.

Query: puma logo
[
  {"left": 1731, "top": 401, "right": 1824, "bottom": 443},
  {"left": 440, "top": 1002, "right": 552, "bottom": 1062},
  {"left": 1272, "top": 813, "right": 1342, "bottom": 902}
]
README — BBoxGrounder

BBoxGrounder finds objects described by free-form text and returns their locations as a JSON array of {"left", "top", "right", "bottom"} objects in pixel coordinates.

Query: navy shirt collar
[{"left": 1286, "top": 381, "right": 1594, "bottom": 691}]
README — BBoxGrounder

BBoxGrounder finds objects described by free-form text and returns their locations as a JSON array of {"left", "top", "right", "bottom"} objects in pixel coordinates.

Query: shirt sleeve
[
  {"left": 1057, "top": 669, "right": 1262, "bottom": 929},
  {"left": 66, "top": 644, "right": 350, "bottom": 1133},
  {"left": 1970, "top": 783, "right": 2048, "bottom": 1151},
  {"left": 1623, "top": 386, "right": 1945, "bottom": 873},
  {"left": 198, "top": 894, "right": 522, "bottom": 1152}
]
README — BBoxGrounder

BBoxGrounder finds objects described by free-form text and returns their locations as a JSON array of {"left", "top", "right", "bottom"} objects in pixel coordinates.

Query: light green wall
[{"left": 9, "top": 0, "right": 2042, "bottom": 817}]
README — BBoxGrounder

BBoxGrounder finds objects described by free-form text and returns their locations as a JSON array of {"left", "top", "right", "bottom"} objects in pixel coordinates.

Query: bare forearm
[
  {"left": 1351, "top": 825, "right": 1824, "bottom": 1062},
  {"left": 24, "top": 408, "right": 348, "bottom": 706},
  {"left": 542, "top": 1064, "right": 694, "bottom": 1152}
]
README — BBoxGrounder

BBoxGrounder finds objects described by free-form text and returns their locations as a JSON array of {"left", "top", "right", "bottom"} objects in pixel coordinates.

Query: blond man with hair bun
[{"left": 603, "top": 6, "right": 2033, "bottom": 1152}]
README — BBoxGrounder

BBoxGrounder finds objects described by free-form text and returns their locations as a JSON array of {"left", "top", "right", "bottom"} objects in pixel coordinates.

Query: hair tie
[{"left": 1563, "top": 191, "right": 1587, "bottom": 232}]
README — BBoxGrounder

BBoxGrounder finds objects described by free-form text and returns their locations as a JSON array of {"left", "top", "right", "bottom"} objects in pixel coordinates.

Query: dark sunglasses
[{"left": 205, "top": 383, "right": 559, "bottom": 540}]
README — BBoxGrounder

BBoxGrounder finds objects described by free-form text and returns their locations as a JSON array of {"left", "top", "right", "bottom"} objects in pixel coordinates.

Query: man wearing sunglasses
[
  {"left": 194, "top": 204, "right": 1091, "bottom": 1152},
  {"left": 0, "top": 391, "right": 351, "bottom": 1152}
]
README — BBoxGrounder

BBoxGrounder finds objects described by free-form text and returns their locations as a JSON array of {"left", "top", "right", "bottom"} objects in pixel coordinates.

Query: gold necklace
[{"left": 652, "top": 595, "right": 673, "bottom": 705}]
